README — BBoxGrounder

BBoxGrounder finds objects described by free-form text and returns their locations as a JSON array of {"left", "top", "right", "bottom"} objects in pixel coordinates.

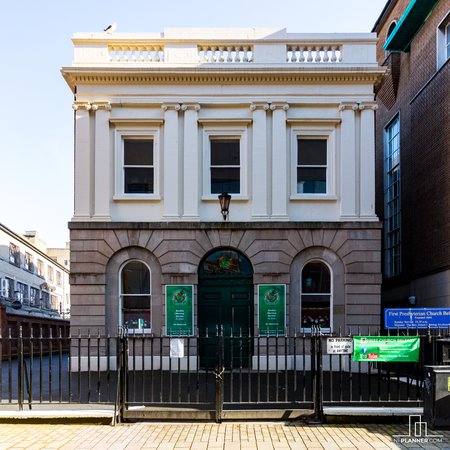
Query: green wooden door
[{"left": 198, "top": 282, "right": 253, "bottom": 369}]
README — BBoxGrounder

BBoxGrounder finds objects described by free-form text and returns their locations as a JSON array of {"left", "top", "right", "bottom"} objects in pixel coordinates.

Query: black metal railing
[{"left": 1, "top": 325, "right": 448, "bottom": 421}]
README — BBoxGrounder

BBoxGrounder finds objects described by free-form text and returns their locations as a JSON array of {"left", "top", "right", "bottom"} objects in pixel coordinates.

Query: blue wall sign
[{"left": 384, "top": 308, "right": 450, "bottom": 329}]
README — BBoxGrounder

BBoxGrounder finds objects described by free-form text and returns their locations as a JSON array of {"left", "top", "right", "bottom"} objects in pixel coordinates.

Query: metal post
[
  {"left": 309, "top": 326, "right": 323, "bottom": 424},
  {"left": 18, "top": 326, "right": 23, "bottom": 411},
  {"left": 315, "top": 329, "right": 324, "bottom": 422},
  {"left": 215, "top": 325, "right": 224, "bottom": 423}
]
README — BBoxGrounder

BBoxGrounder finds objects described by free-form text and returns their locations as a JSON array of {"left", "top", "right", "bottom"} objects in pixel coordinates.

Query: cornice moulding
[{"left": 62, "top": 67, "right": 386, "bottom": 93}]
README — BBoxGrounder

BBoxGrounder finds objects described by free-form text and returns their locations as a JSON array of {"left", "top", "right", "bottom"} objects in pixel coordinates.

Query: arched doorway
[{"left": 198, "top": 248, "right": 253, "bottom": 368}]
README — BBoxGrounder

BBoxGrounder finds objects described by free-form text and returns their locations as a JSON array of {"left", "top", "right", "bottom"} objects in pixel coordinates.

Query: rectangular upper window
[
  {"left": 202, "top": 125, "right": 248, "bottom": 199},
  {"left": 124, "top": 139, "right": 154, "bottom": 194},
  {"left": 210, "top": 138, "right": 240, "bottom": 194},
  {"left": 114, "top": 126, "right": 160, "bottom": 200},
  {"left": 9, "top": 243, "right": 20, "bottom": 266},
  {"left": 297, "top": 139, "right": 327, "bottom": 194}
]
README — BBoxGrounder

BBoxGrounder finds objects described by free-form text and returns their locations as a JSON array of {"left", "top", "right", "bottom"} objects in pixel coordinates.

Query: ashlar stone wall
[{"left": 69, "top": 222, "right": 381, "bottom": 336}]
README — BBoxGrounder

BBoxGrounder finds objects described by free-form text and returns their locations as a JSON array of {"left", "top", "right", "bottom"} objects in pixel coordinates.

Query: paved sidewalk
[{"left": 0, "top": 422, "right": 449, "bottom": 450}]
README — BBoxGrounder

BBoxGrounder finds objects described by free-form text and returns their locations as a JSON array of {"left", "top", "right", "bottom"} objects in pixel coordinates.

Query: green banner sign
[
  {"left": 258, "top": 284, "right": 286, "bottom": 335},
  {"left": 353, "top": 336, "right": 420, "bottom": 362},
  {"left": 165, "top": 285, "right": 194, "bottom": 336}
]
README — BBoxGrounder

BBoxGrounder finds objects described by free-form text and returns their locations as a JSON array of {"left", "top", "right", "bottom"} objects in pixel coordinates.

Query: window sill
[
  {"left": 290, "top": 195, "right": 337, "bottom": 201},
  {"left": 126, "top": 328, "right": 152, "bottom": 335},
  {"left": 201, "top": 195, "right": 249, "bottom": 202},
  {"left": 113, "top": 195, "right": 161, "bottom": 202}
]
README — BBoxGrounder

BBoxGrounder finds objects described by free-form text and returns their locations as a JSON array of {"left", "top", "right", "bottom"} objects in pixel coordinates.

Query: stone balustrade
[
  {"left": 286, "top": 44, "right": 342, "bottom": 63},
  {"left": 70, "top": 29, "right": 377, "bottom": 67},
  {"left": 109, "top": 44, "right": 164, "bottom": 63},
  {"left": 198, "top": 45, "right": 253, "bottom": 63}
]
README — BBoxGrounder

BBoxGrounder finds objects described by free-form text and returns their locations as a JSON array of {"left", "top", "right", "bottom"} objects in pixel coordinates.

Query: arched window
[
  {"left": 120, "top": 260, "right": 151, "bottom": 331},
  {"left": 385, "top": 20, "right": 397, "bottom": 57},
  {"left": 301, "top": 261, "right": 331, "bottom": 330}
]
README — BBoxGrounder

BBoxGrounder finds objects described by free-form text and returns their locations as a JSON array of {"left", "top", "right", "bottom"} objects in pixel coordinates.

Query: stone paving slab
[{"left": 0, "top": 422, "right": 449, "bottom": 450}]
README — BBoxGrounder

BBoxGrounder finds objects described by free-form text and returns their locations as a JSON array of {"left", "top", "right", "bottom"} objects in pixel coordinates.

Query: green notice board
[
  {"left": 353, "top": 336, "right": 420, "bottom": 362},
  {"left": 258, "top": 284, "right": 286, "bottom": 335},
  {"left": 165, "top": 285, "right": 194, "bottom": 336}
]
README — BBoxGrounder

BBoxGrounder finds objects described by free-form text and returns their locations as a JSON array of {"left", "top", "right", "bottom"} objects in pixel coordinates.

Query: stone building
[
  {"left": 62, "top": 28, "right": 384, "bottom": 349},
  {"left": 373, "top": 0, "right": 450, "bottom": 311}
]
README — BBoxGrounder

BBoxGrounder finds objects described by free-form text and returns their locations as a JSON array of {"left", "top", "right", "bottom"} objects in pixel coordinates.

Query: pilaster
[
  {"left": 250, "top": 102, "right": 270, "bottom": 218},
  {"left": 339, "top": 102, "right": 358, "bottom": 219},
  {"left": 181, "top": 103, "right": 201, "bottom": 220},
  {"left": 73, "top": 102, "right": 92, "bottom": 220},
  {"left": 359, "top": 102, "right": 378, "bottom": 219},
  {"left": 270, "top": 102, "right": 289, "bottom": 219},
  {"left": 162, "top": 103, "right": 181, "bottom": 219},
  {"left": 93, "top": 103, "right": 112, "bottom": 221}
]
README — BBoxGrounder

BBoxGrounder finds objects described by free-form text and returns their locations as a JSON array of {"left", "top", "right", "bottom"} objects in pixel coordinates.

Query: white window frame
[
  {"left": 290, "top": 125, "right": 336, "bottom": 200},
  {"left": 384, "top": 114, "right": 401, "bottom": 278},
  {"left": 300, "top": 259, "right": 333, "bottom": 333},
  {"left": 113, "top": 127, "right": 161, "bottom": 201},
  {"left": 119, "top": 260, "right": 152, "bottom": 333},
  {"left": 202, "top": 126, "right": 248, "bottom": 200},
  {"left": 437, "top": 11, "right": 450, "bottom": 69}
]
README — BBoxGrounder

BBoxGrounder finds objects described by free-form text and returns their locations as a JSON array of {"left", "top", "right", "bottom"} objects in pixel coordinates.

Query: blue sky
[{"left": 0, "top": 0, "right": 386, "bottom": 247}]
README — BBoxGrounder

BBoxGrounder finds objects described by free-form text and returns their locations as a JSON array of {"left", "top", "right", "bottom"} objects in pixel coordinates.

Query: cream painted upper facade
[{"left": 62, "top": 28, "right": 383, "bottom": 224}]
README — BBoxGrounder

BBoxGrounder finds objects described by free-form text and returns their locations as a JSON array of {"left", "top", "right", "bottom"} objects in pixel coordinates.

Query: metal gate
[{"left": 120, "top": 328, "right": 327, "bottom": 422}]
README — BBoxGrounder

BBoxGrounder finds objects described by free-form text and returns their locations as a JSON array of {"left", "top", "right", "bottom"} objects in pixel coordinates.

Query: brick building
[{"left": 373, "top": 0, "right": 450, "bottom": 310}]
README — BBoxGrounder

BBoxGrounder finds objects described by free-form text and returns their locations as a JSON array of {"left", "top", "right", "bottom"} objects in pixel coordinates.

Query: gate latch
[{"left": 215, "top": 367, "right": 225, "bottom": 380}]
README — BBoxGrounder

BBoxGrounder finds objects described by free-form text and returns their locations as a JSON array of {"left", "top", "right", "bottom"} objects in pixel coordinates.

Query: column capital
[
  {"left": 358, "top": 101, "right": 378, "bottom": 111},
  {"left": 181, "top": 103, "right": 201, "bottom": 111},
  {"left": 269, "top": 102, "right": 289, "bottom": 111},
  {"left": 91, "top": 102, "right": 112, "bottom": 111},
  {"left": 161, "top": 103, "right": 181, "bottom": 112},
  {"left": 338, "top": 102, "right": 359, "bottom": 112},
  {"left": 73, "top": 102, "right": 91, "bottom": 111},
  {"left": 250, "top": 102, "right": 270, "bottom": 111}
]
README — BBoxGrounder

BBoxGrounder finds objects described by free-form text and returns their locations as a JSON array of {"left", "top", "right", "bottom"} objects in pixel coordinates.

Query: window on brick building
[
  {"left": 384, "top": 115, "right": 401, "bottom": 278},
  {"left": 385, "top": 20, "right": 397, "bottom": 58},
  {"left": 437, "top": 13, "right": 450, "bottom": 69},
  {"left": 120, "top": 260, "right": 151, "bottom": 331}
]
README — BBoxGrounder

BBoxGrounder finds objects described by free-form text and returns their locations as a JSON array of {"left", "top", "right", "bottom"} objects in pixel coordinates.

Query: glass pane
[
  {"left": 122, "top": 296, "right": 150, "bottom": 330},
  {"left": 211, "top": 168, "right": 240, "bottom": 194},
  {"left": 301, "top": 294, "right": 330, "bottom": 328},
  {"left": 297, "top": 168, "right": 326, "bottom": 193},
  {"left": 302, "top": 262, "right": 330, "bottom": 293},
  {"left": 297, "top": 139, "right": 327, "bottom": 165},
  {"left": 124, "top": 140, "right": 153, "bottom": 165},
  {"left": 201, "top": 250, "right": 253, "bottom": 275},
  {"left": 211, "top": 140, "right": 240, "bottom": 165},
  {"left": 122, "top": 262, "right": 150, "bottom": 294},
  {"left": 125, "top": 168, "right": 154, "bottom": 193}
]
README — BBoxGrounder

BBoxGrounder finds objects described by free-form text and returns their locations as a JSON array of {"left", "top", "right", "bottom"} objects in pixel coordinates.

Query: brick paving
[{"left": 0, "top": 422, "right": 449, "bottom": 450}]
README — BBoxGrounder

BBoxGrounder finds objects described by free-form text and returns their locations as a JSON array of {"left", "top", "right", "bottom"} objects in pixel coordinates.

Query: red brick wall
[{"left": 375, "top": 0, "right": 450, "bottom": 283}]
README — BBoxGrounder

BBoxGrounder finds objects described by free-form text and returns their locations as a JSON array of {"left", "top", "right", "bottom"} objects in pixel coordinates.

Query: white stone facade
[{"left": 62, "top": 28, "right": 384, "bottom": 336}]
